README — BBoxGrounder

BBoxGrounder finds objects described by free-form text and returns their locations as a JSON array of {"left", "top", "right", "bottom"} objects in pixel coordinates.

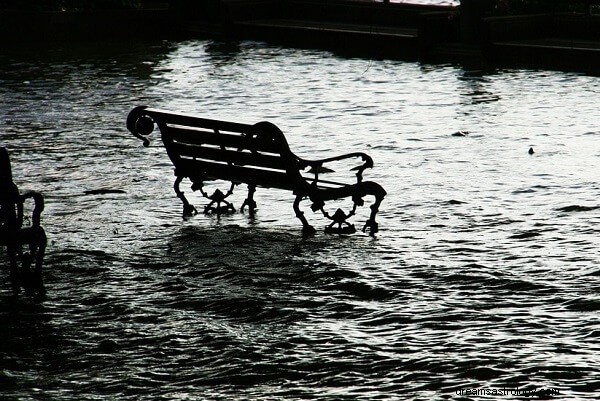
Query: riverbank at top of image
[{"left": 2, "top": 0, "right": 600, "bottom": 73}]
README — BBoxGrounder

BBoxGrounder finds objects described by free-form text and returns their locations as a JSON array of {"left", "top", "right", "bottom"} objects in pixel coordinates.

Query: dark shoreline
[
  {"left": 2, "top": 1, "right": 599, "bottom": 73},
  {"left": 0, "top": 8, "right": 178, "bottom": 44}
]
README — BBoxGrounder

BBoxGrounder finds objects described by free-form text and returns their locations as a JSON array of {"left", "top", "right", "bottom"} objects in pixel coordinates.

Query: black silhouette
[
  {"left": 0, "top": 147, "right": 47, "bottom": 296},
  {"left": 127, "top": 106, "right": 386, "bottom": 235}
]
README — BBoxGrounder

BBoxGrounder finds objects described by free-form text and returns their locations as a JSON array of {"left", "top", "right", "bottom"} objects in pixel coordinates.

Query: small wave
[
  {"left": 444, "top": 273, "right": 492, "bottom": 286},
  {"left": 563, "top": 297, "right": 600, "bottom": 312},
  {"left": 512, "top": 188, "right": 537, "bottom": 194},
  {"left": 509, "top": 231, "right": 542, "bottom": 240},
  {"left": 0, "top": 370, "right": 18, "bottom": 387},
  {"left": 483, "top": 276, "right": 554, "bottom": 293},
  {"left": 446, "top": 247, "right": 489, "bottom": 254},
  {"left": 446, "top": 199, "right": 465, "bottom": 205},
  {"left": 556, "top": 205, "right": 600, "bottom": 213},
  {"left": 57, "top": 248, "right": 113, "bottom": 258},
  {"left": 459, "top": 366, "right": 507, "bottom": 381},
  {"left": 332, "top": 280, "right": 397, "bottom": 301},
  {"left": 203, "top": 296, "right": 308, "bottom": 324}
]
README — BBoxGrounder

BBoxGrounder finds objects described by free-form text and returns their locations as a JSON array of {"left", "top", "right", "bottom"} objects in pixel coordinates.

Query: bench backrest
[{"left": 127, "top": 107, "right": 308, "bottom": 191}]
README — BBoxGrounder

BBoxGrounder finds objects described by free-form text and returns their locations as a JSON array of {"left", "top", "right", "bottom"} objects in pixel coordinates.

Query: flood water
[{"left": 1, "top": 39, "right": 599, "bottom": 400}]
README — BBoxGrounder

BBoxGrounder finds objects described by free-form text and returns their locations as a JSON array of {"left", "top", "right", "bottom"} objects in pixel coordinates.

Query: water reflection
[
  {"left": 458, "top": 71, "right": 501, "bottom": 105},
  {"left": 204, "top": 40, "right": 243, "bottom": 66},
  {"left": 1, "top": 38, "right": 599, "bottom": 400},
  {"left": 0, "top": 40, "right": 175, "bottom": 83}
]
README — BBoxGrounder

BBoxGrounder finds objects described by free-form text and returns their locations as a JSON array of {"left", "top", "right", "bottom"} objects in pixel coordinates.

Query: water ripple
[{"left": 1, "top": 39, "right": 599, "bottom": 400}]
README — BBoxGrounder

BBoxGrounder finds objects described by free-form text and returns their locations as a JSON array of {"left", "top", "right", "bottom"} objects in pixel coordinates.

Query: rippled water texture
[{"left": 1, "top": 40, "right": 599, "bottom": 400}]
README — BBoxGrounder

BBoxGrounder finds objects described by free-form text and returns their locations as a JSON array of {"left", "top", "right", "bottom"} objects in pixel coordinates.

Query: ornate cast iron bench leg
[
  {"left": 362, "top": 188, "right": 386, "bottom": 235},
  {"left": 203, "top": 189, "right": 236, "bottom": 215},
  {"left": 29, "top": 226, "right": 47, "bottom": 294},
  {"left": 241, "top": 185, "right": 257, "bottom": 215},
  {"left": 315, "top": 182, "right": 386, "bottom": 236},
  {"left": 293, "top": 194, "right": 316, "bottom": 235},
  {"left": 324, "top": 208, "right": 357, "bottom": 235},
  {"left": 175, "top": 175, "right": 239, "bottom": 218},
  {"left": 6, "top": 224, "right": 47, "bottom": 296},
  {"left": 174, "top": 176, "right": 197, "bottom": 218}
]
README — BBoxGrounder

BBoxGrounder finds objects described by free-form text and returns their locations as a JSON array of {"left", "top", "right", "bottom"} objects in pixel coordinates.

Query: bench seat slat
[
  {"left": 168, "top": 142, "right": 288, "bottom": 171},
  {"left": 175, "top": 158, "right": 296, "bottom": 190}
]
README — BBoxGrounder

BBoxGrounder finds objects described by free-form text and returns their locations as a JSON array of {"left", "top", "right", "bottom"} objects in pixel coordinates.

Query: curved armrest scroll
[
  {"left": 127, "top": 106, "right": 155, "bottom": 147},
  {"left": 299, "top": 152, "right": 374, "bottom": 183},
  {"left": 20, "top": 191, "right": 45, "bottom": 227}
]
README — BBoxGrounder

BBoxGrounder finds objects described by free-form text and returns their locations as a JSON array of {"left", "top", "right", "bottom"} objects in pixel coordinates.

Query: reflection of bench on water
[
  {"left": 0, "top": 148, "right": 47, "bottom": 296},
  {"left": 127, "top": 106, "right": 386, "bottom": 235}
]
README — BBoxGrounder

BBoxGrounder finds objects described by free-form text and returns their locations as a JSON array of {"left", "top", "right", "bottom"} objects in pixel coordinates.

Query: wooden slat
[
  {"left": 167, "top": 142, "right": 288, "bottom": 171},
  {"left": 167, "top": 127, "right": 248, "bottom": 149},
  {"left": 147, "top": 109, "right": 252, "bottom": 133},
  {"left": 175, "top": 158, "right": 299, "bottom": 190},
  {"left": 163, "top": 126, "right": 283, "bottom": 154}
]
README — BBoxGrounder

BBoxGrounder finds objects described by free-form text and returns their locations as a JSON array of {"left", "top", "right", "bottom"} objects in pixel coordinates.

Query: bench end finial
[{"left": 127, "top": 106, "right": 154, "bottom": 147}]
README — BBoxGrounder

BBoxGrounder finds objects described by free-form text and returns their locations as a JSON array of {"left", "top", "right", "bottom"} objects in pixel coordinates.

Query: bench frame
[
  {"left": 1, "top": 147, "right": 47, "bottom": 295},
  {"left": 127, "top": 106, "right": 386, "bottom": 235}
]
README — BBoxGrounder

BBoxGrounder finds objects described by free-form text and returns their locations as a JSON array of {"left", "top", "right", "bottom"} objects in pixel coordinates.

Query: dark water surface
[{"left": 1, "top": 40, "right": 599, "bottom": 400}]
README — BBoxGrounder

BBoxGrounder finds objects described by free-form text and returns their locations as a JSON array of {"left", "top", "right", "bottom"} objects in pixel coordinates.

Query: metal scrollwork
[
  {"left": 127, "top": 106, "right": 155, "bottom": 147},
  {"left": 321, "top": 203, "right": 359, "bottom": 235},
  {"left": 198, "top": 182, "right": 237, "bottom": 216}
]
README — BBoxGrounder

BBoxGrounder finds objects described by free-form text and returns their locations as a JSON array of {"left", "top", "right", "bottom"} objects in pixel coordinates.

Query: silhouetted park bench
[
  {"left": 0, "top": 148, "right": 47, "bottom": 295},
  {"left": 127, "top": 106, "right": 386, "bottom": 234}
]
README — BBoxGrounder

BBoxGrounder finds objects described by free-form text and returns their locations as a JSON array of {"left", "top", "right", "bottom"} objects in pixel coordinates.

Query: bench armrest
[
  {"left": 19, "top": 191, "right": 45, "bottom": 227},
  {"left": 299, "top": 152, "right": 374, "bottom": 183}
]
